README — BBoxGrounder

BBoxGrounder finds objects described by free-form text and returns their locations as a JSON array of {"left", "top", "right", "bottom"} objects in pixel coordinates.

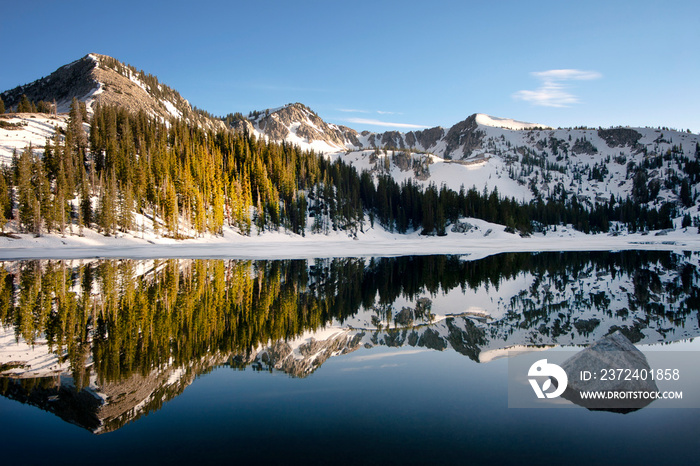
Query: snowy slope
[
  {"left": 1, "top": 53, "right": 225, "bottom": 131},
  {"left": 243, "top": 105, "right": 700, "bottom": 210},
  {"left": 475, "top": 113, "right": 551, "bottom": 130},
  {"left": 0, "top": 114, "right": 69, "bottom": 164},
  {"left": 3, "top": 52, "right": 700, "bottom": 238}
]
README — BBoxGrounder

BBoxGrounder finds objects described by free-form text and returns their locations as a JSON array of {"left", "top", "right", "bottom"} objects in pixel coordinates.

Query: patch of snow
[
  {"left": 0, "top": 114, "right": 68, "bottom": 164},
  {"left": 162, "top": 99, "right": 182, "bottom": 119},
  {"left": 475, "top": 113, "right": 551, "bottom": 130}
]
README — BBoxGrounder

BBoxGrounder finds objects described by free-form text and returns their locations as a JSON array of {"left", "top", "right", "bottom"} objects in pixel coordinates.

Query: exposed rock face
[
  {"left": 381, "top": 131, "right": 406, "bottom": 149},
  {"left": 246, "top": 105, "right": 484, "bottom": 159},
  {"left": 572, "top": 138, "right": 598, "bottom": 155},
  {"left": 231, "top": 118, "right": 256, "bottom": 135},
  {"left": 558, "top": 331, "right": 658, "bottom": 413},
  {"left": 1, "top": 56, "right": 98, "bottom": 112},
  {"left": 337, "top": 124, "right": 361, "bottom": 147},
  {"left": 391, "top": 151, "right": 413, "bottom": 171},
  {"left": 451, "top": 221, "right": 474, "bottom": 233},
  {"left": 1, "top": 54, "right": 226, "bottom": 131},
  {"left": 443, "top": 114, "right": 485, "bottom": 159},
  {"left": 598, "top": 128, "right": 643, "bottom": 148},
  {"left": 250, "top": 103, "right": 360, "bottom": 150},
  {"left": 413, "top": 126, "right": 445, "bottom": 150}
]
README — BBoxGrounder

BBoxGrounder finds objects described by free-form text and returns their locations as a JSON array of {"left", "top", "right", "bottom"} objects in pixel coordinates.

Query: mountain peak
[
  {"left": 0, "top": 53, "right": 225, "bottom": 130},
  {"left": 247, "top": 102, "right": 361, "bottom": 152}
]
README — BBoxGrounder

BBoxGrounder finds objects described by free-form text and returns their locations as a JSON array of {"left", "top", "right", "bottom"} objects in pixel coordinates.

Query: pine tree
[
  {"left": 118, "top": 181, "right": 134, "bottom": 232},
  {"left": 55, "top": 164, "right": 68, "bottom": 236},
  {"left": 163, "top": 178, "right": 178, "bottom": 237},
  {"left": 0, "top": 97, "right": 5, "bottom": 114},
  {"left": 0, "top": 168, "right": 9, "bottom": 231},
  {"left": 68, "top": 98, "right": 88, "bottom": 177},
  {"left": 17, "top": 94, "right": 32, "bottom": 113},
  {"left": 33, "top": 155, "right": 51, "bottom": 234},
  {"left": 79, "top": 175, "right": 92, "bottom": 233},
  {"left": 17, "top": 146, "right": 36, "bottom": 233}
]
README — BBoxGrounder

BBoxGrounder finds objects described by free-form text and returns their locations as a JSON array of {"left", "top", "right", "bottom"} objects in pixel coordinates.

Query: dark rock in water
[{"left": 558, "top": 331, "right": 658, "bottom": 413}]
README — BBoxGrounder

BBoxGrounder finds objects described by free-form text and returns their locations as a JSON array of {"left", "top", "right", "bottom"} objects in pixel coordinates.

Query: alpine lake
[{"left": 0, "top": 251, "right": 698, "bottom": 465}]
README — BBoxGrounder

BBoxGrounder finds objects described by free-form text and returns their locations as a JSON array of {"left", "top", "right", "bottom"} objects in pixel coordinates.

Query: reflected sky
[
  {"left": 0, "top": 252, "right": 699, "bottom": 464},
  {"left": 1, "top": 343, "right": 698, "bottom": 464}
]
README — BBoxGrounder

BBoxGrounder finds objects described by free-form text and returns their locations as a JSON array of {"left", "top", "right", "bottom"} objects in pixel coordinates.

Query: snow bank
[{"left": 1, "top": 219, "right": 699, "bottom": 261}]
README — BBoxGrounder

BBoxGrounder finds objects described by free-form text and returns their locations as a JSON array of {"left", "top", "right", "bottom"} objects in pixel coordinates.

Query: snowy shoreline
[{"left": 2, "top": 218, "right": 699, "bottom": 261}]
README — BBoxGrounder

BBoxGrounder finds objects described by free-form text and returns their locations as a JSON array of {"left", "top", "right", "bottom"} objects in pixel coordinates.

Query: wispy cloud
[
  {"left": 338, "top": 109, "right": 403, "bottom": 116},
  {"left": 345, "top": 117, "right": 428, "bottom": 129},
  {"left": 513, "top": 69, "right": 602, "bottom": 107},
  {"left": 248, "top": 83, "right": 330, "bottom": 93},
  {"left": 338, "top": 108, "right": 370, "bottom": 113}
]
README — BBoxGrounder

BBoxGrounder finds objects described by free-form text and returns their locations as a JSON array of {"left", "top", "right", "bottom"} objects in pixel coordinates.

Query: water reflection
[{"left": 1, "top": 251, "right": 698, "bottom": 433}]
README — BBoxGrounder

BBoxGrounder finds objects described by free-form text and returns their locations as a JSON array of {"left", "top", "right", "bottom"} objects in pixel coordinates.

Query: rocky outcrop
[
  {"left": 413, "top": 126, "right": 445, "bottom": 150},
  {"left": 558, "top": 331, "right": 658, "bottom": 413},
  {"left": 381, "top": 131, "right": 406, "bottom": 149},
  {"left": 245, "top": 105, "right": 487, "bottom": 159},
  {"left": 443, "top": 114, "right": 485, "bottom": 159},
  {"left": 1, "top": 56, "right": 98, "bottom": 112},
  {"left": 1, "top": 54, "right": 226, "bottom": 131},
  {"left": 572, "top": 138, "right": 598, "bottom": 155},
  {"left": 250, "top": 103, "right": 359, "bottom": 149},
  {"left": 597, "top": 128, "right": 642, "bottom": 148}
]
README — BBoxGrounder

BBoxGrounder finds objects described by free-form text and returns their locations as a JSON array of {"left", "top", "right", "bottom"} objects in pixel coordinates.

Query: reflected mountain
[{"left": 1, "top": 252, "right": 699, "bottom": 432}]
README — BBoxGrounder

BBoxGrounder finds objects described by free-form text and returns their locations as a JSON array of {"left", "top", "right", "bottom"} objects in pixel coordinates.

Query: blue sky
[{"left": 2, "top": 0, "right": 699, "bottom": 132}]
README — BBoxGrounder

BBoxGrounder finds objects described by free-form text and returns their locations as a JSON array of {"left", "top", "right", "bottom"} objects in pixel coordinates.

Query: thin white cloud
[
  {"left": 532, "top": 69, "right": 602, "bottom": 81},
  {"left": 345, "top": 117, "right": 428, "bottom": 129},
  {"left": 338, "top": 109, "right": 402, "bottom": 115},
  {"left": 338, "top": 108, "right": 370, "bottom": 113},
  {"left": 513, "top": 69, "right": 602, "bottom": 107},
  {"left": 249, "top": 83, "right": 330, "bottom": 93}
]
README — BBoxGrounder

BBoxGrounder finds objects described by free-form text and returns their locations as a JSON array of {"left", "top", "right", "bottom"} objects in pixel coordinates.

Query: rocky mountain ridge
[
  {"left": 1, "top": 53, "right": 225, "bottom": 131},
  {"left": 2, "top": 53, "right": 700, "bottom": 216}
]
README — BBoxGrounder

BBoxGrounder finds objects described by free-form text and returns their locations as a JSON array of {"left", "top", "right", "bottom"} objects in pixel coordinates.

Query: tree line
[
  {"left": 0, "top": 100, "right": 686, "bottom": 238},
  {"left": 1, "top": 251, "right": 696, "bottom": 387}
]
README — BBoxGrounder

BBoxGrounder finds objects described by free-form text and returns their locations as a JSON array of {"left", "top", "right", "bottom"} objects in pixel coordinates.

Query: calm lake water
[{"left": 0, "top": 252, "right": 698, "bottom": 464}]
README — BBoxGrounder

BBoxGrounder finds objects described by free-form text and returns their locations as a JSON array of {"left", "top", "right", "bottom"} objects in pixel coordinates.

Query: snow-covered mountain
[
  {"left": 2, "top": 252, "right": 698, "bottom": 432},
  {"left": 1, "top": 53, "right": 225, "bottom": 130},
  {"left": 2, "top": 53, "right": 700, "bottom": 220},
  {"left": 243, "top": 103, "right": 700, "bottom": 210},
  {"left": 232, "top": 103, "right": 362, "bottom": 153}
]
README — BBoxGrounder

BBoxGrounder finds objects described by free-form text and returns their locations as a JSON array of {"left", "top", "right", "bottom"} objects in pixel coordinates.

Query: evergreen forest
[
  {"left": 1, "top": 251, "right": 697, "bottom": 389},
  {"left": 0, "top": 99, "right": 683, "bottom": 239}
]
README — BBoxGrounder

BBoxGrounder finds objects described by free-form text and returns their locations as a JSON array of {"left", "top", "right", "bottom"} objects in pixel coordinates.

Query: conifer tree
[
  {"left": 55, "top": 163, "right": 68, "bottom": 236},
  {"left": 0, "top": 168, "right": 9, "bottom": 231},
  {"left": 118, "top": 181, "right": 134, "bottom": 232},
  {"left": 17, "top": 146, "right": 36, "bottom": 233},
  {"left": 79, "top": 175, "right": 92, "bottom": 233},
  {"left": 163, "top": 178, "right": 178, "bottom": 237},
  {"left": 33, "top": 156, "right": 51, "bottom": 233},
  {"left": 68, "top": 98, "right": 89, "bottom": 178},
  {"left": 0, "top": 97, "right": 5, "bottom": 114},
  {"left": 17, "top": 94, "right": 32, "bottom": 113}
]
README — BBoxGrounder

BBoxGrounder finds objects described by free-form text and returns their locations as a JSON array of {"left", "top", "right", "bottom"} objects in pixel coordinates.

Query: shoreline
[{"left": 2, "top": 221, "right": 699, "bottom": 261}]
